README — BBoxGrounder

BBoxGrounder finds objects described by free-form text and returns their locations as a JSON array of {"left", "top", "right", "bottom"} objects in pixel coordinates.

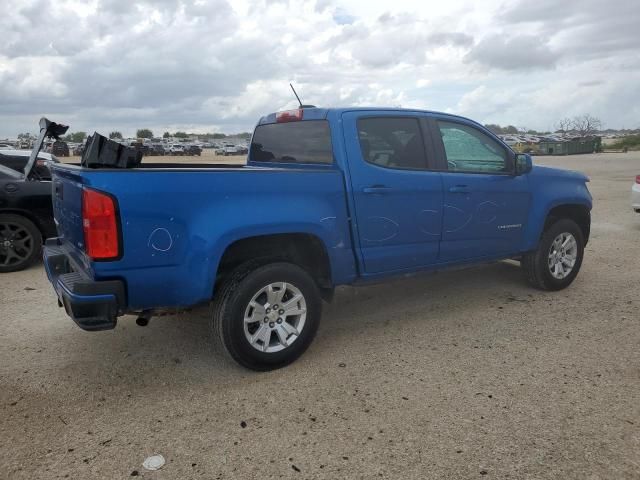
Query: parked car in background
[
  {"left": 214, "top": 146, "right": 226, "bottom": 155},
  {"left": 501, "top": 136, "right": 518, "bottom": 146},
  {"left": 72, "top": 144, "right": 84, "bottom": 156},
  {"left": 632, "top": 175, "right": 640, "bottom": 213},
  {"left": 44, "top": 107, "right": 592, "bottom": 370},
  {"left": 126, "top": 140, "right": 149, "bottom": 156},
  {"left": 169, "top": 144, "right": 185, "bottom": 155},
  {"left": 49, "top": 140, "right": 70, "bottom": 157},
  {"left": 0, "top": 149, "right": 59, "bottom": 272},
  {"left": 186, "top": 145, "right": 202, "bottom": 156},
  {"left": 223, "top": 146, "right": 238, "bottom": 156},
  {"left": 147, "top": 144, "right": 166, "bottom": 156},
  {"left": 0, "top": 143, "right": 13, "bottom": 150}
]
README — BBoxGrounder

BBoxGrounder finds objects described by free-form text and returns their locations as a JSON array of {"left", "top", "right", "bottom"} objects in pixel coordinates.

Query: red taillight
[
  {"left": 636, "top": 175, "right": 640, "bottom": 184},
  {"left": 82, "top": 187, "right": 119, "bottom": 259},
  {"left": 276, "top": 109, "right": 303, "bottom": 123}
]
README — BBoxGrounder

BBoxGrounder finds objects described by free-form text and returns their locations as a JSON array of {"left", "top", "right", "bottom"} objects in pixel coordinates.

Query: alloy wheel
[
  {"left": 243, "top": 282, "right": 307, "bottom": 353},
  {"left": 548, "top": 232, "right": 578, "bottom": 280},
  {"left": 0, "top": 222, "right": 35, "bottom": 268}
]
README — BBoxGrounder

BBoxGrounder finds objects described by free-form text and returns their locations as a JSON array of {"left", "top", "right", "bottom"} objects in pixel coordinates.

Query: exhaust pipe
[{"left": 135, "top": 312, "right": 152, "bottom": 327}]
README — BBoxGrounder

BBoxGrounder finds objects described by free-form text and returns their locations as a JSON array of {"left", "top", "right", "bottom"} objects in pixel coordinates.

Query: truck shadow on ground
[{"left": 56, "top": 260, "right": 538, "bottom": 380}]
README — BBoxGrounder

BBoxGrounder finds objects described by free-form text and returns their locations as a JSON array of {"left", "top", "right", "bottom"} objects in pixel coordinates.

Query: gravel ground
[
  {"left": 62, "top": 149, "right": 246, "bottom": 165},
  {"left": 1, "top": 152, "right": 639, "bottom": 479}
]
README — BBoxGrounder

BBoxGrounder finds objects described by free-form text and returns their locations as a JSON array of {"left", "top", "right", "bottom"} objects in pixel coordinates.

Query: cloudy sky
[{"left": 1, "top": 0, "right": 639, "bottom": 137}]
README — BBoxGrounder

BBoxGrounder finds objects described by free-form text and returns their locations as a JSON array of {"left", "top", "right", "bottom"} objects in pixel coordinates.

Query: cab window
[
  {"left": 437, "top": 121, "right": 509, "bottom": 173},
  {"left": 357, "top": 117, "right": 428, "bottom": 170}
]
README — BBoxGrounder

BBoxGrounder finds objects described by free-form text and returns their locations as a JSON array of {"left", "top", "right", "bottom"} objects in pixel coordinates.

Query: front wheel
[
  {"left": 212, "top": 262, "right": 322, "bottom": 371},
  {"left": 521, "top": 218, "right": 585, "bottom": 291}
]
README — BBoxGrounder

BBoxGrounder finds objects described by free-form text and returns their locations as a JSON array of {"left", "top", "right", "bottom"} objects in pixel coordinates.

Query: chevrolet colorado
[{"left": 43, "top": 108, "right": 592, "bottom": 370}]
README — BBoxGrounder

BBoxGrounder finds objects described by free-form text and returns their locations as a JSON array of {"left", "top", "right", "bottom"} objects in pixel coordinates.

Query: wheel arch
[
  {"left": 0, "top": 208, "right": 47, "bottom": 239},
  {"left": 523, "top": 200, "right": 591, "bottom": 252},
  {"left": 214, "top": 232, "right": 334, "bottom": 300},
  {"left": 544, "top": 203, "right": 591, "bottom": 244}
]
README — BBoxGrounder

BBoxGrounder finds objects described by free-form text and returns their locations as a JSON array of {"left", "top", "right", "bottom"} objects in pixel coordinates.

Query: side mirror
[{"left": 515, "top": 153, "right": 532, "bottom": 175}]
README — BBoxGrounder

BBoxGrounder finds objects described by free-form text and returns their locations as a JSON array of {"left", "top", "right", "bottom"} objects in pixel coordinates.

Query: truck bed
[{"left": 50, "top": 162, "right": 356, "bottom": 311}]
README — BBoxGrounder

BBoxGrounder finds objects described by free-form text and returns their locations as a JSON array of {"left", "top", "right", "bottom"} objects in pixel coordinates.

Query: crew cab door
[
  {"left": 342, "top": 112, "right": 443, "bottom": 274},
  {"left": 429, "top": 118, "right": 530, "bottom": 262}
]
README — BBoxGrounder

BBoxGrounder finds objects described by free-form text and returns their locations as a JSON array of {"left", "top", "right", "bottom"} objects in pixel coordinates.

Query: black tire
[
  {"left": 212, "top": 261, "right": 322, "bottom": 371},
  {"left": 522, "top": 218, "right": 585, "bottom": 291},
  {"left": 0, "top": 214, "right": 42, "bottom": 273}
]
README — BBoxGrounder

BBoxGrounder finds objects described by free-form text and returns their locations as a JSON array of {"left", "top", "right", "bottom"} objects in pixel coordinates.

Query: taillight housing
[
  {"left": 276, "top": 109, "right": 303, "bottom": 123},
  {"left": 636, "top": 175, "right": 640, "bottom": 184},
  {"left": 82, "top": 187, "right": 120, "bottom": 260}
]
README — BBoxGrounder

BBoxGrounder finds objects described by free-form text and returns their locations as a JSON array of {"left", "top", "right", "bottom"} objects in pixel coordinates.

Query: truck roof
[{"left": 257, "top": 107, "right": 481, "bottom": 127}]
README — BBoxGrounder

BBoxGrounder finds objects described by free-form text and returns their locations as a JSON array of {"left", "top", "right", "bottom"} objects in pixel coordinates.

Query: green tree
[
  {"left": 136, "top": 128, "right": 153, "bottom": 139},
  {"left": 163, "top": 131, "right": 171, "bottom": 138},
  {"left": 174, "top": 131, "right": 188, "bottom": 139},
  {"left": 109, "top": 131, "right": 123, "bottom": 139},
  {"left": 63, "top": 131, "right": 87, "bottom": 143},
  {"left": 212, "top": 133, "right": 226, "bottom": 139},
  {"left": 484, "top": 124, "right": 503, "bottom": 134}
]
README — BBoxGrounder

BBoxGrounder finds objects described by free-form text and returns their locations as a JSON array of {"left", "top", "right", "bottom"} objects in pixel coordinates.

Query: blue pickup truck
[{"left": 43, "top": 107, "right": 592, "bottom": 370}]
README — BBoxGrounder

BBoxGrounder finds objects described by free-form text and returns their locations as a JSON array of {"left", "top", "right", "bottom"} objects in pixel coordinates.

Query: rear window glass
[{"left": 250, "top": 121, "right": 333, "bottom": 164}]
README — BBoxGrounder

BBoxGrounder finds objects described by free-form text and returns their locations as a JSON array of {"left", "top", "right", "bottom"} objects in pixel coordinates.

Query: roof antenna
[
  {"left": 290, "top": 83, "right": 303, "bottom": 107},
  {"left": 289, "top": 83, "right": 316, "bottom": 108}
]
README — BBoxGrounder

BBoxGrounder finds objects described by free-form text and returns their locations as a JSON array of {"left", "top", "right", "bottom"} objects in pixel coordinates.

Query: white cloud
[{"left": 0, "top": 0, "right": 638, "bottom": 137}]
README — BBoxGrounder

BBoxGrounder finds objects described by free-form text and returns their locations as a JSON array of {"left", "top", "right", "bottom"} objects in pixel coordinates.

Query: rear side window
[
  {"left": 357, "top": 117, "right": 427, "bottom": 170},
  {"left": 437, "top": 121, "right": 509, "bottom": 173},
  {"left": 0, "top": 153, "right": 52, "bottom": 179},
  {"left": 250, "top": 120, "right": 333, "bottom": 164}
]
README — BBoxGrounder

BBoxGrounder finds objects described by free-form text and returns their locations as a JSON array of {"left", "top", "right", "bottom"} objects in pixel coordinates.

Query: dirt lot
[
  {"left": 1, "top": 152, "right": 639, "bottom": 479},
  {"left": 63, "top": 149, "right": 247, "bottom": 166}
]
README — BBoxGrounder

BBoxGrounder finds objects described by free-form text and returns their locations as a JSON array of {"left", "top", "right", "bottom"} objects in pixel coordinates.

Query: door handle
[
  {"left": 362, "top": 186, "right": 393, "bottom": 194},
  {"left": 448, "top": 185, "right": 470, "bottom": 193}
]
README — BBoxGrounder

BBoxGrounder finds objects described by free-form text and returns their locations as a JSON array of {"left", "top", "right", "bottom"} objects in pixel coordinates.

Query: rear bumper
[{"left": 43, "top": 238, "right": 125, "bottom": 331}]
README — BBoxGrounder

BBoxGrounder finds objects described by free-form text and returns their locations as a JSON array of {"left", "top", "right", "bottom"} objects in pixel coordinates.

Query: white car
[
  {"left": 632, "top": 175, "right": 640, "bottom": 213},
  {"left": 223, "top": 146, "right": 238, "bottom": 156},
  {"left": 169, "top": 144, "right": 185, "bottom": 155}
]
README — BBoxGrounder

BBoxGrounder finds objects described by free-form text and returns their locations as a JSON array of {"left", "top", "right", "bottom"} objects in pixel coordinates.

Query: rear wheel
[
  {"left": 0, "top": 214, "right": 42, "bottom": 273},
  {"left": 522, "top": 218, "right": 585, "bottom": 291},
  {"left": 212, "top": 262, "right": 321, "bottom": 371}
]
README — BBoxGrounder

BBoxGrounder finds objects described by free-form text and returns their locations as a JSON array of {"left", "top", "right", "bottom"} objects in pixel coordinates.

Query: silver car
[{"left": 632, "top": 175, "right": 640, "bottom": 213}]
